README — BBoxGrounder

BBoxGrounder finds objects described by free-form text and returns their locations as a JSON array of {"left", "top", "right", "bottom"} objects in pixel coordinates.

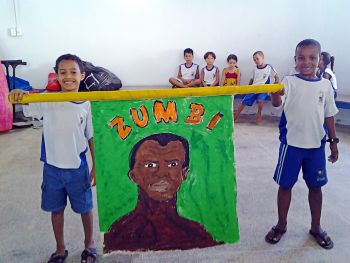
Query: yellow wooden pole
[{"left": 9, "top": 84, "right": 283, "bottom": 104}]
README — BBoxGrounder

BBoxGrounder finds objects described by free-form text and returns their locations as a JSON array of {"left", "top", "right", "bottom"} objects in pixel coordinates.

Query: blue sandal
[
  {"left": 309, "top": 230, "right": 334, "bottom": 249},
  {"left": 81, "top": 247, "right": 97, "bottom": 263},
  {"left": 48, "top": 250, "right": 68, "bottom": 263}
]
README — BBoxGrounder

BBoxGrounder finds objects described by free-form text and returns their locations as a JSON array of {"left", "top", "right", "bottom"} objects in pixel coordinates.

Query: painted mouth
[{"left": 149, "top": 180, "right": 170, "bottom": 193}]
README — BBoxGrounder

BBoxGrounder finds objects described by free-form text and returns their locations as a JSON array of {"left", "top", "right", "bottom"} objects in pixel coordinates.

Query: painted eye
[
  {"left": 144, "top": 162, "right": 157, "bottom": 168},
  {"left": 167, "top": 161, "right": 178, "bottom": 167}
]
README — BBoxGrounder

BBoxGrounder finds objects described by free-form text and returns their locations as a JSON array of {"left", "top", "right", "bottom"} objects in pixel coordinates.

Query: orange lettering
[
  {"left": 130, "top": 105, "right": 149, "bottom": 128},
  {"left": 207, "top": 112, "right": 223, "bottom": 130},
  {"left": 153, "top": 101, "right": 178, "bottom": 123},
  {"left": 109, "top": 117, "right": 132, "bottom": 140},
  {"left": 185, "top": 103, "right": 205, "bottom": 124}
]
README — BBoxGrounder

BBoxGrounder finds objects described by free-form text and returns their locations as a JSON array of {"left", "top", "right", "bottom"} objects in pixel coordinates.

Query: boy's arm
[
  {"left": 274, "top": 73, "right": 280, "bottom": 84},
  {"left": 248, "top": 78, "right": 253, "bottom": 85},
  {"left": 213, "top": 68, "right": 220, "bottom": 86},
  {"left": 177, "top": 66, "right": 182, "bottom": 80},
  {"left": 325, "top": 116, "right": 339, "bottom": 163},
  {"left": 220, "top": 69, "right": 226, "bottom": 86},
  {"left": 88, "top": 138, "right": 96, "bottom": 186},
  {"left": 200, "top": 68, "right": 206, "bottom": 86}
]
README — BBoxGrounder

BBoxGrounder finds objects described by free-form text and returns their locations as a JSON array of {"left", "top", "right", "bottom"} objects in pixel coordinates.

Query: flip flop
[
  {"left": 309, "top": 230, "right": 334, "bottom": 249},
  {"left": 81, "top": 247, "right": 97, "bottom": 263},
  {"left": 265, "top": 226, "right": 287, "bottom": 244},
  {"left": 48, "top": 250, "right": 68, "bottom": 263}
]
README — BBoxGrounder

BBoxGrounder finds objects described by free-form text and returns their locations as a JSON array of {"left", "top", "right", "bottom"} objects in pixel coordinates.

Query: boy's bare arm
[
  {"left": 274, "top": 73, "right": 280, "bottom": 84},
  {"left": 270, "top": 91, "right": 283, "bottom": 107},
  {"left": 325, "top": 116, "right": 339, "bottom": 163},
  {"left": 248, "top": 78, "right": 253, "bottom": 85},
  {"left": 88, "top": 138, "right": 96, "bottom": 186}
]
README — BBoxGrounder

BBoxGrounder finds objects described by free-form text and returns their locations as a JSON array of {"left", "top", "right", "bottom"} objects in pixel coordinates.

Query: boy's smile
[
  {"left": 57, "top": 60, "right": 85, "bottom": 92},
  {"left": 295, "top": 45, "right": 320, "bottom": 79}
]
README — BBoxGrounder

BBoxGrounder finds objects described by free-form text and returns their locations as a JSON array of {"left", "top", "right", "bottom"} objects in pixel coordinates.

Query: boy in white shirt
[
  {"left": 11, "top": 54, "right": 97, "bottom": 263},
  {"left": 265, "top": 39, "right": 338, "bottom": 250}
]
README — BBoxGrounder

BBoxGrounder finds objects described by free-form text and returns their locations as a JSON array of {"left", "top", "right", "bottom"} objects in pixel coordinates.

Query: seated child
[
  {"left": 169, "top": 48, "right": 201, "bottom": 88},
  {"left": 234, "top": 51, "right": 280, "bottom": 124},
  {"left": 200, "top": 51, "right": 220, "bottom": 87},
  {"left": 221, "top": 54, "right": 240, "bottom": 86}
]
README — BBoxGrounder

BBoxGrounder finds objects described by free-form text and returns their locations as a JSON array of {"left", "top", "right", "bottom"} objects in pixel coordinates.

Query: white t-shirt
[
  {"left": 250, "top": 64, "right": 277, "bottom": 84},
  {"left": 324, "top": 68, "right": 337, "bottom": 90},
  {"left": 202, "top": 66, "right": 219, "bottom": 85},
  {"left": 276, "top": 75, "right": 338, "bottom": 148},
  {"left": 179, "top": 63, "right": 199, "bottom": 80},
  {"left": 23, "top": 101, "right": 93, "bottom": 168}
]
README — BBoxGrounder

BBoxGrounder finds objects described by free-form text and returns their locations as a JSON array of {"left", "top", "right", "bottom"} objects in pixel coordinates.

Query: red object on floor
[{"left": 0, "top": 61, "right": 13, "bottom": 131}]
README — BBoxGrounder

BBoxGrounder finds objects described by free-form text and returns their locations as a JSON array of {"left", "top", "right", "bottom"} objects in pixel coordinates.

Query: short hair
[
  {"left": 253, "top": 51, "right": 264, "bottom": 57},
  {"left": 295, "top": 39, "right": 321, "bottom": 55},
  {"left": 54, "top": 54, "right": 84, "bottom": 73},
  {"left": 129, "top": 133, "right": 190, "bottom": 170},
  {"left": 227, "top": 54, "right": 238, "bottom": 62},
  {"left": 184, "top": 48, "right": 194, "bottom": 56},
  {"left": 204, "top": 51, "right": 216, "bottom": 60}
]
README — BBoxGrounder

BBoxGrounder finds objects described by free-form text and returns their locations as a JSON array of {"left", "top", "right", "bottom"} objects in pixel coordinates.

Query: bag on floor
[{"left": 80, "top": 61, "right": 122, "bottom": 92}]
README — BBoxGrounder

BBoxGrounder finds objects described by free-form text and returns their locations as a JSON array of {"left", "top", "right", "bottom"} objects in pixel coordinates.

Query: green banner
[{"left": 92, "top": 95, "right": 239, "bottom": 251}]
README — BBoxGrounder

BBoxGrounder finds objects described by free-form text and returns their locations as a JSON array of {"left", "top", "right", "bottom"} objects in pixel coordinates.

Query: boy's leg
[
  {"left": 277, "top": 186, "right": 291, "bottom": 229},
  {"left": 81, "top": 210, "right": 95, "bottom": 249},
  {"left": 51, "top": 209, "right": 66, "bottom": 256},
  {"left": 256, "top": 101, "right": 264, "bottom": 124},
  {"left": 169, "top": 77, "right": 187, "bottom": 88},
  {"left": 308, "top": 187, "right": 322, "bottom": 233},
  {"left": 234, "top": 103, "right": 245, "bottom": 121}
]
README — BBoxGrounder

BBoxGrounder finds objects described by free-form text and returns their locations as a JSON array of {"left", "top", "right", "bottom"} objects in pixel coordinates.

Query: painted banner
[{"left": 92, "top": 95, "right": 239, "bottom": 252}]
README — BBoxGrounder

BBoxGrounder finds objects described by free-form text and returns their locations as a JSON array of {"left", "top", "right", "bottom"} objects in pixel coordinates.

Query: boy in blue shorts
[
  {"left": 11, "top": 54, "right": 97, "bottom": 263},
  {"left": 265, "top": 39, "right": 339, "bottom": 249},
  {"left": 234, "top": 51, "right": 280, "bottom": 124}
]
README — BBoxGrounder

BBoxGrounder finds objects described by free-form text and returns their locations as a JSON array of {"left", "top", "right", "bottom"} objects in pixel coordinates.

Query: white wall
[{"left": 1, "top": 0, "right": 349, "bottom": 94}]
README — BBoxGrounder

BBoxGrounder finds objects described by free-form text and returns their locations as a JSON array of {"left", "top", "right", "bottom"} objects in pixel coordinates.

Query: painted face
[
  {"left": 253, "top": 54, "right": 264, "bottom": 66},
  {"left": 205, "top": 54, "right": 215, "bottom": 66},
  {"left": 228, "top": 59, "right": 237, "bottom": 69},
  {"left": 130, "top": 140, "right": 188, "bottom": 201},
  {"left": 295, "top": 45, "right": 320, "bottom": 79},
  {"left": 184, "top": 53, "right": 194, "bottom": 64},
  {"left": 57, "top": 60, "right": 85, "bottom": 92}
]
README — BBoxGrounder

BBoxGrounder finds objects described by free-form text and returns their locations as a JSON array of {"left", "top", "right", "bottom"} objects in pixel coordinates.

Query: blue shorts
[
  {"left": 273, "top": 143, "right": 327, "bottom": 188},
  {"left": 242, "top": 93, "right": 268, "bottom": 106},
  {"left": 41, "top": 161, "right": 93, "bottom": 213}
]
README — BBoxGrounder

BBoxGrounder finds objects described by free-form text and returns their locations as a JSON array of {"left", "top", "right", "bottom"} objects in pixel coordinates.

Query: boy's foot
[
  {"left": 309, "top": 229, "right": 334, "bottom": 249},
  {"left": 81, "top": 247, "right": 97, "bottom": 263},
  {"left": 265, "top": 226, "right": 287, "bottom": 244},
  {"left": 47, "top": 250, "right": 68, "bottom": 263}
]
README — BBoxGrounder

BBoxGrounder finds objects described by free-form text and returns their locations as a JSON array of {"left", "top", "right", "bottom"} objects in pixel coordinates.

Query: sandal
[
  {"left": 81, "top": 247, "right": 97, "bottom": 263},
  {"left": 265, "top": 226, "right": 287, "bottom": 244},
  {"left": 309, "top": 230, "right": 334, "bottom": 249},
  {"left": 48, "top": 250, "right": 68, "bottom": 263}
]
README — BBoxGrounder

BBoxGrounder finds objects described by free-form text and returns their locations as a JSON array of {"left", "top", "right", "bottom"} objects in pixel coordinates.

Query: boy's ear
[{"left": 80, "top": 72, "right": 86, "bottom": 80}]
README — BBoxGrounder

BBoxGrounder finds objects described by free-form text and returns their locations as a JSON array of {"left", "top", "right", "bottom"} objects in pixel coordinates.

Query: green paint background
[{"left": 92, "top": 95, "right": 239, "bottom": 243}]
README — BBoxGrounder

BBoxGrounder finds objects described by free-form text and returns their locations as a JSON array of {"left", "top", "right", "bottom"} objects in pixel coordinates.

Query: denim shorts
[
  {"left": 242, "top": 93, "right": 268, "bottom": 106},
  {"left": 273, "top": 143, "right": 327, "bottom": 188},
  {"left": 41, "top": 161, "right": 93, "bottom": 213}
]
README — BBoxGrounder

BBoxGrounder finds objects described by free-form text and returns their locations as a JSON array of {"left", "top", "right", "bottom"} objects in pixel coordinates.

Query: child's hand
[
  {"left": 90, "top": 166, "right": 96, "bottom": 186},
  {"left": 9, "top": 89, "right": 28, "bottom": 103},
  {"left": 328, "top": 143, "right": 339, "bottom": 163}
]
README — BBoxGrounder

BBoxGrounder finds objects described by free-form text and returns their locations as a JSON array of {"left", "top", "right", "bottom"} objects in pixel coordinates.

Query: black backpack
[{"left": 79, "top": 61, "right": 122, "bottom": 91}]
